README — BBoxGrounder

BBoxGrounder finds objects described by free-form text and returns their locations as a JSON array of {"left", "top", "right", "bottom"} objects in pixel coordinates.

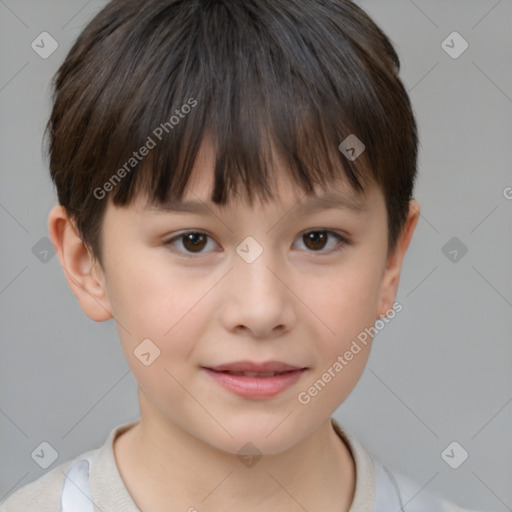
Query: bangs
[
  {"left": 47, "top": 0, "right": 416, "bottom": 263},
  {"left": 94, "top": 0, "right": 388, "bottom": 210}
]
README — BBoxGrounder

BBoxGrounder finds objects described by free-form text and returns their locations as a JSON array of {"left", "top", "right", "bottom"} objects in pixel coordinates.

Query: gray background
[{"left": 1, "top": 0, "right": 511, "bottom": 509}]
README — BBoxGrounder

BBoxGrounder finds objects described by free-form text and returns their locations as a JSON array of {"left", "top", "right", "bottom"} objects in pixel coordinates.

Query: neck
[{"left": 114, "top": 398, "right": 355, "bottom": 512}]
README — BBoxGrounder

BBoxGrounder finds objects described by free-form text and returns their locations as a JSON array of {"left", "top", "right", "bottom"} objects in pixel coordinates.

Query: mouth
[
  {"left": 207, "top": 368, "right": 301, "bottom": 379},
  {"left": 205, "top": 360, "right": 305, "bottom": 374},
  {"left": 202, "top": 361, "right": 307, "bottom": 399},
  {"left": 211, "top": 370, "right": 294, "bottom": 377}
]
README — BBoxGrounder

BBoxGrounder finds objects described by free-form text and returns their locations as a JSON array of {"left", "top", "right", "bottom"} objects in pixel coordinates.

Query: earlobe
[
  {"left": 47, "top": 205, "right": 113, "bottom": 322},
  {"left": 376, "top": 199, "right": 420, "bottom": 318}
]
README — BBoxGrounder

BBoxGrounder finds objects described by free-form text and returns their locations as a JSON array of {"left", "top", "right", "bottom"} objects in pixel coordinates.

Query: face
[{"left": 64, "top": 142, "right": 415, "bottom": 456}]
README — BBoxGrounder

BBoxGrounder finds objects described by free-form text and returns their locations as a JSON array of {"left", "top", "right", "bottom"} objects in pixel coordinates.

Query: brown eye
[
  {"left": 181, "top": 232, "right": 208, "bottom": 252},
  {"left": 303, "top": 231, "right": 328, "bottom": 251},
  {"left": 297, "top": 230, "right": 348, "bottom": 253},
  {"left": 165, "top": 229, "right": 348, "bottom": 259},
  {"left": 165, "top": 231, "right": 218, "bottom": 257}
]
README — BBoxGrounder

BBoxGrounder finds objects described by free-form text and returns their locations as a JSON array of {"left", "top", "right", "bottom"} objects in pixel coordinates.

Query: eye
[
  {"left": 294, "top": 230, "right": 349, "bottom": 254},
  {"left": 164, "top": 229, "right": 349, "bottom": 258},
  {"left": 164, "top": 231, "right": 219, "bottom": 257}
]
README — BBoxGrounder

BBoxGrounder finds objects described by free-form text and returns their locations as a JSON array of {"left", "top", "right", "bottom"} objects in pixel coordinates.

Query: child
[{"left": 0, "top": 0, "right": 484, "bottom": 510}]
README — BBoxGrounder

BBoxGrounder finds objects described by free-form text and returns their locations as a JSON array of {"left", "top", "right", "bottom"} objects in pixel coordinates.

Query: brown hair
[{"left": 45, "top": 0, "right": 418, "bottom": 266}]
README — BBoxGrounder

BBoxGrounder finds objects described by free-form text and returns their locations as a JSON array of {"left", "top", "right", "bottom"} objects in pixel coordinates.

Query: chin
[{"left": 197, "top": 415, "right": 309, "bottom": 457}]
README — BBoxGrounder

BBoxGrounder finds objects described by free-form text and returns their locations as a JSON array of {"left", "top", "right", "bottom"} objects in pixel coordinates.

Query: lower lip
[{"left": 203, "top": 368, "right": 306, "bottom": 399}]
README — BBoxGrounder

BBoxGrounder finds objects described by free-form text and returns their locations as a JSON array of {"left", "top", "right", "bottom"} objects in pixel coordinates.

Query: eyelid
[{"left": 163, "top": 228, "right": 350, "bottom": 258}]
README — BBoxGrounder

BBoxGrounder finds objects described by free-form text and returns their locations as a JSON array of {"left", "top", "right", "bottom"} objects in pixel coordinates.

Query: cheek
[
  {"left": 106, "top": 249, "right": 202, "bottom": 331},
  {"left": 307, "top": 258, "right": 382, "bottom": 339},
  {"left": 104, "top": 252, "right": 214, "bottom": 374},
  {"left": 299, "top": 258, "right": 381, "bottom": 395}
]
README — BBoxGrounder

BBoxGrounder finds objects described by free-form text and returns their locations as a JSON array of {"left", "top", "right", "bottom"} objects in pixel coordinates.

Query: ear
[
  {"left": 376, "top": 199, "right": 420, "bottom": 318},
  {"left": 48, "top": 204, "right": 113, "bottom": 322}
]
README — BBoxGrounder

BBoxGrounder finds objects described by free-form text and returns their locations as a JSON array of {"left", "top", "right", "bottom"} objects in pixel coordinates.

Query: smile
[{"left": 203, "top": 367, "right": 307, "bottom": 399}]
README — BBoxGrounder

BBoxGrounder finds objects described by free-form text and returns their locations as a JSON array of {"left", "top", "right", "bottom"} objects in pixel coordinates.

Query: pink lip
[
  {"left": 207, "top": 360, "right": 303, "bottom": 373},
  {"left": 202, "top": 361, "right": 307, "bottom": 399}
]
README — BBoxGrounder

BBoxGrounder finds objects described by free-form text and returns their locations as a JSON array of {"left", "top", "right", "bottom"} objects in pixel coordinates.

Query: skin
[{"left": 48, "top": 140, "right": 420, "bottom": 512}]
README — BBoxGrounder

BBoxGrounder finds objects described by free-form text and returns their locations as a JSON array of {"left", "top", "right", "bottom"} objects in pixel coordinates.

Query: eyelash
[{"left": 163, "top": 229, "right": 350, "bottom": 259}]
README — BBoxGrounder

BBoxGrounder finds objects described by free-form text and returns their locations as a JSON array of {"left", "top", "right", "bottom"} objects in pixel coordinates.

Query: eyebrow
[{"left": 145, "top": 191, "right": 368, "bottom": 215}]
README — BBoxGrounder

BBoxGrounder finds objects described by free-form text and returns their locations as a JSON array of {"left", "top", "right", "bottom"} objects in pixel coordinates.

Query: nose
[{"left": 219, "top": 247, "right": 297, "bottom": 339}]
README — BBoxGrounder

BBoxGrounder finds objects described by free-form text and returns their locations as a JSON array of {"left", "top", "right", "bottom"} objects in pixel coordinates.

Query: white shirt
[{"left": 0, "top": 418, "right": 480, "bottom": 512}]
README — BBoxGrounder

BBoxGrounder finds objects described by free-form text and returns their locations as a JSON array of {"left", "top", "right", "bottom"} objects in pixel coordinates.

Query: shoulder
[
  {"left": 0, "top": 420, "right": 138, "bottom": 512},
  {"left": 377, "top": 461, "right": 487, "bottom": 512},
  {"left": 330, "top": 418, "right": 487, "bottom": 512},
  {"left": 0, "top": 449, "right": 96, "bottom": 512}
]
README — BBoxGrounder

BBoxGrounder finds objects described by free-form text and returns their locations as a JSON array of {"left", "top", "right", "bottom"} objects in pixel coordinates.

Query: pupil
[
  {"left": 185, "top": 233, "right": 206, "bottom": 251},
  {"left": 306, "top": 232, "right": 326, "bottom": 250}
]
